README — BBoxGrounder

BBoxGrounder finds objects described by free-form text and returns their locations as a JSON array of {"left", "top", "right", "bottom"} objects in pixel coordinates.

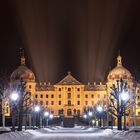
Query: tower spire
[
  {"left": 117, "top": 51, "right": 122, "bottom": 66},
  {"left": 20, "top": 48, "right": 25, "bottom": 65}
]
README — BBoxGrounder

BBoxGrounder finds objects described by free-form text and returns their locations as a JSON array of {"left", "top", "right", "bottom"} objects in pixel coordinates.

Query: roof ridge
[{"left": 56, "top": 73, "right": 82, "bottom": 85}]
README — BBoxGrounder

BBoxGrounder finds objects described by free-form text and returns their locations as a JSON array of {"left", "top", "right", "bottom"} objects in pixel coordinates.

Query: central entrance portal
[{"left": 67, "top": 109, "right": 72, "bottom": 116}]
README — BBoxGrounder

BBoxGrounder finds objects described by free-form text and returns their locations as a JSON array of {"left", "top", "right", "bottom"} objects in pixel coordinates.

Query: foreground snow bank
[{"left": 0, "top": 127, "right": 140, "bottom": 140}]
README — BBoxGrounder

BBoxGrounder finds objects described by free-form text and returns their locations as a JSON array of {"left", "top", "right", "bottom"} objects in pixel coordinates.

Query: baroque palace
[{"left": 3, "top": 51, "right": 140, "bottom": 126}]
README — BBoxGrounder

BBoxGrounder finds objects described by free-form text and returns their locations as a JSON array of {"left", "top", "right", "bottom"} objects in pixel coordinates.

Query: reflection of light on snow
[{"left": 0, "top": 126, "right": 140, "bottom": 140}]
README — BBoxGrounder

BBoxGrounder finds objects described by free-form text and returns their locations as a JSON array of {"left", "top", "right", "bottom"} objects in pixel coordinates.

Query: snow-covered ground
[{"left": 0, "top": 126, "right": 140, "bottom": 140}]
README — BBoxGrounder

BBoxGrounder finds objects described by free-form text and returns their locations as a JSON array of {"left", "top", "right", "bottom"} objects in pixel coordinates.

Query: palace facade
[{"left": 3, "top": 51, "right": 140, "bottom": 126}]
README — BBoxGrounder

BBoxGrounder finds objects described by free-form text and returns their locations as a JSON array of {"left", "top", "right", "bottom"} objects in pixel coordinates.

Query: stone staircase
[{"left": 63, "top": 117, "right": 74, "bottom": 127}]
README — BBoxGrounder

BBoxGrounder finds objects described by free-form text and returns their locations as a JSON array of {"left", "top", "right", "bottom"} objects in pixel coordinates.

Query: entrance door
[{"left": 67, "top": 109, "right": 72, "bottom": 116}]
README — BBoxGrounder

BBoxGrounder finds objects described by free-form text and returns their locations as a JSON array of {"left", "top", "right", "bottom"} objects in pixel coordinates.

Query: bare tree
[{"left": 109, "top": 79, "right": 130, "bottom": 130}]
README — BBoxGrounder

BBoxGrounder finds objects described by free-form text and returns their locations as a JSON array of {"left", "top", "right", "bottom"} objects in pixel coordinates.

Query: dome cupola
[
  {"left": 107, "top": 53, "right": 132, "bottom": 82},
  {"left": 10, "top": 48, "right": 35, "bottom": 82}
]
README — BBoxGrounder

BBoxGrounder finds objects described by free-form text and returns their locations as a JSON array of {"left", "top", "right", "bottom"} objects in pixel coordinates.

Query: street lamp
[
  {"left": 121, "top": 91, "right": 129, "bottom": 130},
  {"left": 97, "top": 106, "right": 103, "bottom": 113},
  {"left": 97, "top": 106, "right": 103, "bottom": 127},
  {"left": 44, "top": 111, "right": 49, "bottom": 127},
  {"left": 10, "top": 92, "right": 19, "bottom": 101},
  {"left": 34, "top": 105, "right": 40, "bottom": 112},
  {"left": 88, "top": 111, "right": 93, "bottom": 127},
  {"left": 88, "top": 111, "right": 92, "bottom": 116},
  {"left": 34, "top": 105, "right": 41, "bottom": 127},
  {"left": 49, "top": 114, "right": 53, "bottom": 119},
  {"left": 10, "top": 91, "right": 19, "bottom": 132},
  {"left": 83, "top": 114, "right": 87, "bottom": 119},
  {"left": 120, "top": 91, "right": 129, "bottom": 101}
]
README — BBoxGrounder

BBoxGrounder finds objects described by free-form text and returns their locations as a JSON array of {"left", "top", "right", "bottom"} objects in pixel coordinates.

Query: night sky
[{"left": 0, "top": 0, "right": 140, "bottom": 84}]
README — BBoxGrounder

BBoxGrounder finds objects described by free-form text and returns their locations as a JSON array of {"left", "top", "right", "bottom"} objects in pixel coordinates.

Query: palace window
[
  {"left": 46, "top": 94, "right": 48, "bottom": 98},
  {"left": 59, "top": 88, "right": 61, "bottom": 91},
  {"left": 51, "top": 94, "right": 54, "bottom": 98},
  {"left": 138, "top": 102, "right": 140, "bottom": 106},
  {"left": 29, "top": 85, "right": 32, "bottom": 89},
  {"left": 6, "top": 107, "right": 9, "bottom": 114},
  {"left": 35, "top": 94, "right": 38, "bottom": 98},
  {"left": 40, "top": 101, "right": 43, "bottom": 105},
  {"left": 77, "top": 101, "right": 80, "bottom": 105},
  {"left": 68, "top": 100, "right": 71, "bottom": 106},
  {"left": 85, "top": 94, "right": 88, "bottom": 98},
  {"left": 58, "top": 110, "right": 61, "bottom": 115},
  {"left": 67, "top": 93, "right": 71, "bottom": 98},
  {"left": 59, "top": 101, "right": 61, "bottom": 105},
  {"left": 138, "top": 96, "right": 140, "bottom": 100},
  {"left": 77, "top": 88, "right": 80, "bottom": 91},
  {"left": 40, "top": 94, "right": 43, "bottom": 98},
  {"left": 46, "top": 101, "right": 48, "bottom": 105},
  {"left": 51, "top": 101, "right": 54, "bottom": 105},
  {"left": 59, "top": 94, "right": 61, "bottom": 98},
  {"left": 77, "top": 94, "right": 80, "bottom": 98},
  {"left": 68, "top": 88, "right": 71, "bottom": 91},
  {"left": 77, "top": 110, "right": 80, "bottom": 115},
  {"left": 91, "top": 94, "right": 94, "bottom": 98},
  {"left": 85, "top": 101, "right": 88, "bottom": 105}
]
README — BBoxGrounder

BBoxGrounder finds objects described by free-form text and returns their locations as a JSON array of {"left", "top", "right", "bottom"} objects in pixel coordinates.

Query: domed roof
[
  {"left": 10, "top": 49, "right": 35, "bottom": 82},
  {"left": 107, "top": 54, "right": 132, "bottom": 82}
]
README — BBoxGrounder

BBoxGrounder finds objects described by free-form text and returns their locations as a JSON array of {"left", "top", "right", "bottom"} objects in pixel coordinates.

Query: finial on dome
[
  {"left": 68, "top": 71, "right": 71, "bottom": 75},
  {"left": 117, "top": 51, "right": 122, "bottom": 66},
  {"left": 20, "top": 48, "right": 26, "bottom": 65}
]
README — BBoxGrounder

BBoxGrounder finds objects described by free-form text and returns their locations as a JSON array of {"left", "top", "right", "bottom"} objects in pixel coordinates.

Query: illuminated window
[
  {"left": 46, "top": 94, "right": 48, "bottom": 98},
  {"left": 77, "top": 101, "right": 80, "bottom": 105},
  {"left": 85, "top": 101, "right": 88, "bottom": 105},
  {"left": 77, "top": 88, "right": 80, "bottom": 91},
  {"left": 68, "top": 93, "right": 71, "bottom": 98},
  {"left": 59, "top": 94, "right": 61, "bottom": 98},
  {"left": 51, "top": 94, "right": 54, "bottom": 98},
  {"left": 68, "top": 100, "right": 71, "bottom": 105},
  {"left": 6, "top": 107, "right": 8, "bottom": 113},
  {"left": 68, "top": 88, "right": 71, "bottom": 91},
  {"left": 51, "top": 101, "right": 54, "bottom": 105},
  {"left": 77, "top": 94, "right": 80, "bottom": 98},
  {"left": 59, "top": 101, "right": 61, "bottom": 105},
  {"left": 85, "top": 94, "right": 88, "bottom": 98},
  {"left": 40, "top": 94, "right": 43, "bottom": 98},
  {"left": 46, "top": 101, "right": 48, "bottom": 105}
]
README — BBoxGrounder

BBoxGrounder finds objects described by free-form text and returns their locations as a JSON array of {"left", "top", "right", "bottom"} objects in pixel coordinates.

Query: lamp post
[
  {"left": 97, "top": 106, "right": 103, "bottom": 127},
  {"left": 44, "top": 111, "right": 49, "bottom": 127},
  {"left": 88, "top": 111, "right": 93, "bottom": 127},
  {"left": 10, "top": 91, "right": 19, "bottom": 131},
  {"left": 34, "top": 105, "right": 40, "bottom": 128},
  {"left": 120, "top": 91, "right": 129, "bottom": 130}
]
